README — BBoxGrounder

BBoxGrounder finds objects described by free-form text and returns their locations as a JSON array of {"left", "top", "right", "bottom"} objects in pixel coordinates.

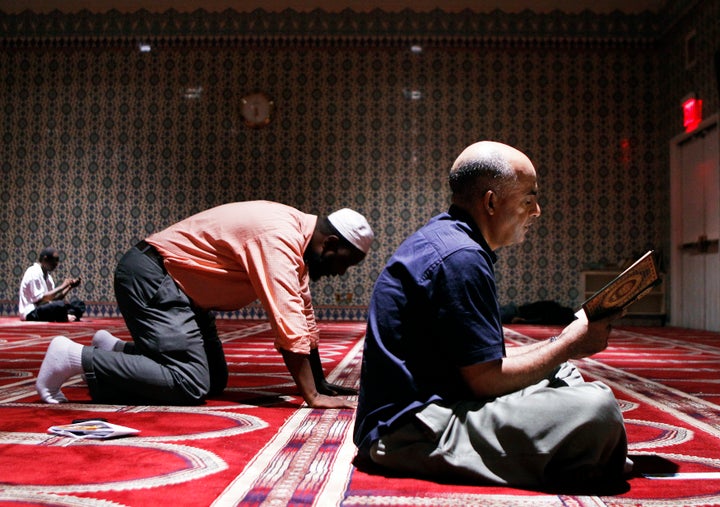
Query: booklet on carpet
[
  {"left": 582, "top": 250, "right": 661, "bottom": 321},
  {"left": 48, "top": 419, "right": 140, "bottom": 439}
]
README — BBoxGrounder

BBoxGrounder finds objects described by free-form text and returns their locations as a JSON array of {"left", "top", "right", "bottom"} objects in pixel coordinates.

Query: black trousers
[
  {"left": 26, "top": 298, "right": 85, "bottom": 322},
  {"left": 83, "top": 242, "right": 228, "bottom": 405}
]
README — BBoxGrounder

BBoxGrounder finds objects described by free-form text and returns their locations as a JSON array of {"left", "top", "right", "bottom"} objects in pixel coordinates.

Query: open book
[
  {"left": 582, "top": 250, "right": 661, "bottom": 321},
  {"left": 48, "top": 419, "right": 140, "bottom": 439}
]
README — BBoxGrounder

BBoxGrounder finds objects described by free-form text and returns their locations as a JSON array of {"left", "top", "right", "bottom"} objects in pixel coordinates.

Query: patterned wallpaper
[{"left": 0, "top": 2, "right": 717, "bottom": 320}]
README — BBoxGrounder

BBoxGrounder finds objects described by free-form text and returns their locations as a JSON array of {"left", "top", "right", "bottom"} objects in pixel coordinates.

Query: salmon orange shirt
[{"left": 146, "top": 201, "right": 320, "bottom": 354}]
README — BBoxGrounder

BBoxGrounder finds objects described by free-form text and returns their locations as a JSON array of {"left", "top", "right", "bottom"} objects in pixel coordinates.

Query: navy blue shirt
[{"left": 353, "top": 206, "right": 505, "bottom": 455}]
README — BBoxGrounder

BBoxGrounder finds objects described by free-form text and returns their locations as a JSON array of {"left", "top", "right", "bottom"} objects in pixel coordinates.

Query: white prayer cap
[{"left": 327, "top": 208, "right": 374, "bottom": 254}]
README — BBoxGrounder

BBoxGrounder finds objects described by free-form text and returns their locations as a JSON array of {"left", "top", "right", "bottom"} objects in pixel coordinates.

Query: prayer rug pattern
[
  {"left": 0, "top": 318, "right": 361, "bottom": 507},
  {"left": 1, "top": 319, "right": 720, "bottom": 506}
]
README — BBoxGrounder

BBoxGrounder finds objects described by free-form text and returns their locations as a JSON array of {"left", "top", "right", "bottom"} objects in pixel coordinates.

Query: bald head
[
  {"left": 449, "top": 141, "right": 533, "bottom": 206},
  {"left": 449, "top": 141, "right": 541, "bottom": 250}
]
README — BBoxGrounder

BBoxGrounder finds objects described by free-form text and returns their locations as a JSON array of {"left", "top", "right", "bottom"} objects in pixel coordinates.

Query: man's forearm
[
  {"left": 505, "top": 337, "right": 555, "bottom": 357},
  {"left": 280, "top": 348, "right": 319, "bottom": 404},
  {"left": 39, "top": 284, "right": 71, "bottom": 303},
  {"left": 35, "top": 287, "right": 65, "bottom": 305}
]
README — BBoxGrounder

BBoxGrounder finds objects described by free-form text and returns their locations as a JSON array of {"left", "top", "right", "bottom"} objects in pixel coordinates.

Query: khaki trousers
[{"left": 370, "top": 363, "right": 627, "bottom": 488}]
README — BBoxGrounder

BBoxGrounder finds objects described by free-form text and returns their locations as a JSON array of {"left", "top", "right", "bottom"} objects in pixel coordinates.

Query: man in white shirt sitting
[{"left": 19, "top": 247, "right": 84, "bottom": 322}]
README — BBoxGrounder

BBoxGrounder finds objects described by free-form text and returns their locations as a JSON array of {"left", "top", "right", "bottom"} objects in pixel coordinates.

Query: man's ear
[
  {"left": 322, "top": 234, "right": 341, "bottom": 252},
  {"left": 482, "top": 190, "right": 496, "bottom": 215}
]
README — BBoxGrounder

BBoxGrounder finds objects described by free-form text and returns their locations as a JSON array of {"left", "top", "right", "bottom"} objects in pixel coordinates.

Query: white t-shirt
[{"left": 18, "top": 263, "right": 54, "bottom": 319}]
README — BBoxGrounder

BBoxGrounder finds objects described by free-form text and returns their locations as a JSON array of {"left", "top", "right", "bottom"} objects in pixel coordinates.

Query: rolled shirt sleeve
[{"left": 241, "top": 234, "right": 320, "bottom": 354}]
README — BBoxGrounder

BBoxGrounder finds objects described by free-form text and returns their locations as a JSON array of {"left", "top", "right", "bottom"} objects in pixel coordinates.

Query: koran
[{"left": 582, "top": 250, "right": 661, "bottom": 321}]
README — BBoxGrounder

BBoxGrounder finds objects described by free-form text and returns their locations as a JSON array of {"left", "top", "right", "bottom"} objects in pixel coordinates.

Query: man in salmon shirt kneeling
[{"left": 36, "top": 200, "right": 373, "bottom": 408}]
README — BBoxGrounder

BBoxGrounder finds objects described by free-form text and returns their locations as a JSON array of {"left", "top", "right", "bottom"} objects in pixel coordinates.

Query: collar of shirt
[{"left": 446, "top": 205, "right": 497, "bottom": 264}]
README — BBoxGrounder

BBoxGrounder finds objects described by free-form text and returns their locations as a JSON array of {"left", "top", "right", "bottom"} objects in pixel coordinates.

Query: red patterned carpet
[{"left": 1, "top": 317, "right": 719, "bottom": 506}]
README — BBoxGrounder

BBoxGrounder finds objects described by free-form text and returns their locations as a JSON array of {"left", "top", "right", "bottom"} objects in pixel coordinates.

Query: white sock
[
  {"left": 92, "top": 330, "right": 124, "bottom": 351},
  {"left": 36, "top": 336, "right": 84, "bottom": 404}
]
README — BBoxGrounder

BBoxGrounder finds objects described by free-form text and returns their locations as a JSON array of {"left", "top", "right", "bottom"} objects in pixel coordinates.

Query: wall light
[
  {"left": 184, "top": 86, "right": 203, "bottom": 100},
  {"left": 403, "top": 89, "right": 422, "bottom": 100}
]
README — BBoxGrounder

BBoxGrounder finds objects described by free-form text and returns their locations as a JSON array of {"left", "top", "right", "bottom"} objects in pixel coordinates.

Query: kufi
[{"left": 327, "top": 208, "right": 374, "bottom": 254}]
